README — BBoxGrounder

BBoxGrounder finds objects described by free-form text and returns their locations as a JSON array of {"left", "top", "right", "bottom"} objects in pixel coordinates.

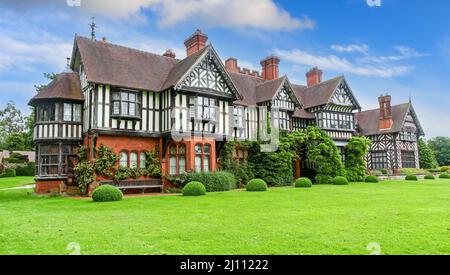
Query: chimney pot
[
  {"left": 306, "top": 67, "right": 323, "bottom": 87},
  {"left": 260, "top": 55, "right": 280, "bottom": 80},
  {"left": 163, "top": 49, "right": 176, "bottom": 58},
  {"left": 184, "top": 29, "right": 208, "bottom": 57}
]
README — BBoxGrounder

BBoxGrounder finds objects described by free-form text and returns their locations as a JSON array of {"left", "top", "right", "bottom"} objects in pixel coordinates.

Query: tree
[
  {"left": 0, "top": 101, "right": 26, "bottom": 148},
  {"left": 344, "top": 137, "right": 371, "bottom": 182},
  {"left": 418, "top": 138, "right": 438, "bottom": 169},
  {"left": 428, "top": 137, "right": 450, "bottom": 166},
  {"left": 2, "top": 133, "right": 28, "bottom": 151},
  {"left": 34, "top": 72, "right": 58, "bottom": 93}
]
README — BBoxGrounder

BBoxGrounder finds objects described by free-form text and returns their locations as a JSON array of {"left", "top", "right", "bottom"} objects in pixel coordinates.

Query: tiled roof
[
  {"left": 292, "top": 76, "right": 343, "bottom": 109},
  {"left": 29, "top": 72, "right": 83, "bottom": 105},
  {"left": 355, "top": 103, "right": 411, "bottom": 136}
]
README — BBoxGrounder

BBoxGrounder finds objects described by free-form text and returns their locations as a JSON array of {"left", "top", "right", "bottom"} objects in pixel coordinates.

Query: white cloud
[
  {"left": 362, "top": 46, "right": 428, "bottom": 63},
  {"left": 78, "top": 0, "right": 314, "bottom": 31},
  {"left": 275, "top": 48, "right": 412, "bottom": 77},
  {"left": 0, "top": 33, "right": 71, "bottom": 73},
  {"left": 331, "top": 44, "right": 369, "bottom": 55}
]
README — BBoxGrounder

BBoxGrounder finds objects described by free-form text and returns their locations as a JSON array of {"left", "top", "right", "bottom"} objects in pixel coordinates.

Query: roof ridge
[{"left": 76, "top": 35, "right": 181, "bottom": 62}]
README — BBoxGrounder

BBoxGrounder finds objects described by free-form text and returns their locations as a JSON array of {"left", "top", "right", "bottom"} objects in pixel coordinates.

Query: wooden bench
[{"left": 98, "top": 179, "right": 163, "bottom": 193}]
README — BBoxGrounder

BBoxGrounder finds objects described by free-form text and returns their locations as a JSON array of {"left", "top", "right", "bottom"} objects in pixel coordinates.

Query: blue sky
[{"left": 0, "top": 0, "right": 449, "bottom": 137}]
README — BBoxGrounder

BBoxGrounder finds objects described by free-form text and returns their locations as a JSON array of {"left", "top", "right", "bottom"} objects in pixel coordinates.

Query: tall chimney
[
  {"left": 163, "top": 49, "right": 176, "bottom": 58},
  {"left": 306, "top": 67, "right": 323, "bottom": 87},
  {"left": 225, "top": 58, "right": 239, "bottom": 73},
  {"left": 260, "top": 55, "right": 280, "bottom": 80},
  {"left": 184, "top": 29, "right": 208, "bottom": 57},
  {"left": 378, "top": 94, "right": 394, "bottom": 130}
]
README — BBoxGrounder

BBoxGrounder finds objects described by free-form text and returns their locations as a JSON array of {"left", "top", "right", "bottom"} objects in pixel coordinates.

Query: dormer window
[{"left": 111, "top": 89, "right": 141, "bottom": 119}]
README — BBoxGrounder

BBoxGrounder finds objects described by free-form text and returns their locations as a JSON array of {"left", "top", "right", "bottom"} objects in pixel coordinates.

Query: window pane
[
  {"left": 169, "top": 156, "right": 177, "bottom": 175},
  {"left": 179, "top": 145, "right": 186, "bottom": 155},
  {"left": 73, "top": 104, "right": 82, "bottom": 122},
  {"left": 112, "top": 92, "right": 120, "bottom": 100},
  {"left": 121, "top": 92, "right": 128, "bottom": 101},
  {"left": 203, "top": 156, "right": 210, "bottom": 172},
  {"left": 195, "top": 144, "right": 202, "bottom": 154},
  {"left": 169, "top": 145, "right": 177, "bottom": 155},
  {"left": 113, "top": 102, "right": 120, "bottom": 115},
  {"left": 129, "top": 103, "right": 136, "bottom": 116},
  {"left": 194, "top": 156, "right": 202, "bottom": 172},
  {"left": 140, "top": 152, "right": 146, "bottom": 169},
  {"left": 204, "top": 144, "right": 210, "bottom": 154},
  {"left": 179, "top": 156, "right": 186, "bottom": 174},
  {"left": 121, "top": 102, "right": 128, "bottom": 115},
  {"left": 130, "top": 152, "right": 138, "bottom": 168},
  {"left": 120, "top": 152, "right": 128, "bottom": 167},
  {"left": 129, "top": 93, "right": 136, "bottom": 102},
  {"left": 63, "top": 103, "right": 72, "bottom": 121}
]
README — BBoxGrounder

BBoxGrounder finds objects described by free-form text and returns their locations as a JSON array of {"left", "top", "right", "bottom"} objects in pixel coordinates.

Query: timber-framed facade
[{"left": 28, "top": 29, "right": 424, "bottom": 194}]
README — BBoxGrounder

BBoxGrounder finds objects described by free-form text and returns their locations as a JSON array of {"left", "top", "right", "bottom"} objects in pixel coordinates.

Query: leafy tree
[
  {"left": 34, "top": 72, "right": 58, "bottom": 93},
  {"left": 418, "top": 138, "right": 437, "bottom": 169},
  {"left": 2, "top": 133, "right": 28, "bottom": 151},
  {"left": 428, "top": 137, "right": 450, "bottom": 166},
  {"left": 0, "top": 101, "right": 26, "bottom": 147},
  {"left": 344, "top": 137, "right": 371, "bottom": 182}
]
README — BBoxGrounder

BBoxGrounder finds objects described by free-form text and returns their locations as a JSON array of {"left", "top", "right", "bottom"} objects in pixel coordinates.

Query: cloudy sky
[{"left": 0, "top": 0, "right": 449, "bottom": 137}]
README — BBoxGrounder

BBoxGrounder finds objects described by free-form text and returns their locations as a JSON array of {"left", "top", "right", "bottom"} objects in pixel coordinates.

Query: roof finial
[
  {"left": 89, "top": 17, "right": 98, "bottom": 40},
  {"left": 409, "top": 95, "right": 412, "bottom": 103}
]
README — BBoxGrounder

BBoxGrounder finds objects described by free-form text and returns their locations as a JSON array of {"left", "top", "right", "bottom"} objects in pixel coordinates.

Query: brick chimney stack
[
  {"left": 225, "top": 58, "right": 240, "bottom": 73},
  {"left": 378, "top": 94, "right": 394, "bottom": 130},
  {"left": 163, "top": 49, "right": 176, "bottom": 58},
  {"left": 184, "top": 29, "right": 208, "bottom": 57},
  {"left": 260, "top": 55, "right": 280, "bottom": 80},
  {"left": 306, "top": 67, "right": 323, "bottom": 87}
]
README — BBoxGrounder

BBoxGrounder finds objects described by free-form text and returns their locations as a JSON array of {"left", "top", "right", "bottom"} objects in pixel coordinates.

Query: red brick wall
[{"left": 35, "top": 180, "right": 65, "bottom": 194}]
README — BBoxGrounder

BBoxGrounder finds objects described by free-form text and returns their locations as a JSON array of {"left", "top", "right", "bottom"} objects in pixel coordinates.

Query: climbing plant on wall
[{"left": 344, "top": 136, "right": 371, "bottom": 182}]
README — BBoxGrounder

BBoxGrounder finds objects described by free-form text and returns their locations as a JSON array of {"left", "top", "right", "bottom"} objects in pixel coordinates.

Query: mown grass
[
  {"left": 1, "top": 179, "right": 450, "bottom": 255},
  {"left": 0, "top": 176, "right": 34, "bottom": 189}
]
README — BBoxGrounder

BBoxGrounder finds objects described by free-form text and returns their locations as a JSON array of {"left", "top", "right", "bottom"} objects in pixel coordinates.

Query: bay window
[
  {"left": 189, "top": 96, "right": 217, "bottom": 121},
  {"left": 111, "top": 89, "right": 141, "bottom": 118},
  {"left": 371, "top": 151, "right": 387, "bottom": 169},
  {"left": 273, "top": 110, "right": 290, "bottom": 130},
  {"left": 37, "top": 144, "right": 78, "bottom": 176},
  {"left": 194, "top": 144, "right": 211, "bottom": 173},
  {"left": 37, "top": 103, "right": 57, "bottom": 122},
  {"left": 318, "top": 112, "right": 353, "bottom": 130}
]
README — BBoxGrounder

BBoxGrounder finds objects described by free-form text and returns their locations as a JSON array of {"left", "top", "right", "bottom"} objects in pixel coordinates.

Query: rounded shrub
[
  {"left": 439, "top": 172, "right": 450, "bottom": 179},
  {"left": 424, "top": 174, "right": 435, "bottom": 180},
  {"left": 440, "top": 166, "right": 449, "bottom": 172},
  {"left": 182, "top": 181, "right": 206, "bottom": 196},
  {"left": 332, "top": 176, "right": 349, "bottom": 185},
  {"left": 0, "top": 168, "right": 16, "bottom": 178},
  {"left": 364, "top": 175, "right": 379, "bottom": 183},
  {"left": 246, "top": 179, "right": 267, "bottom": 192},
  {"left": 92, "top": 185, "right": 123, "bottom": 202},
  {"left": 405, "top": 174, "right": 418, "bottom": 181},
  {"left": 295, "top": 177, "right": 312, "bottom": 188}
]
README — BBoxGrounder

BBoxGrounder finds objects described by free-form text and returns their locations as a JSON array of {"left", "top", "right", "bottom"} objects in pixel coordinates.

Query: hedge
[
  {"left": 424, "top": 174, "right": 435, "bottom": 180},
  {"left": 182, "top": 181, "right": 206, "bottom": 196},
  {"left": 405, "top": 174, "right": 418, "bottom": 181},
  {"left": 439, "top": 173, "right": 450, "bottom": 179},
  {"left": 246, "top": 179, "right": 267, "bottom": 192},
  {"left": 332, "top": 176, "right": 349, "bottom": 185},
  {"left": 295, "top": 177, "right": 312, "bottom": 188},
  {"left": 364, "top": 175, "right": 379, "bottom": 183},
  {"left": 0, "top": 168, "right": 16, "bottom": 178},
  {"left": 15, "top": 162, "right": 35, "bottom": 176},
  {"left": 92, "top": 185, "right": 123, "bottom": 202},
  {"left": 187, "top": 171, "right": 236, "bottom": 192}
]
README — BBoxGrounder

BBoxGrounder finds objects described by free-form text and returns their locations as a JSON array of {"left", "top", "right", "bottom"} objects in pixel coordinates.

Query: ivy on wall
[{"left": 73, "top": 144, "right": 162, "bottom": 194}]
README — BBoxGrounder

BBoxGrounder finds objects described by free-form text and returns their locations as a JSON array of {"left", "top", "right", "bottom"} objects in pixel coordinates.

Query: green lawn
[
  {"left": 1, "top": 179, "right": 450, "bottom": 255},
  {"left": 0, "top": 176, "right": 34, "bottom": 189}
]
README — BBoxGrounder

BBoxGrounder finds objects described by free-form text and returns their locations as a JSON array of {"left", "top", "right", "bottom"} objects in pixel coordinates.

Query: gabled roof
[
  {"left": 229, "top": 72, "right": 265, "bottom": 106},
  {"left": 355, "top": 102, "right": 424, "bottom": 136},
  {"left": 74, "top": 36, "right": 179, "bottom": 91},
  {"left": 292, "top": 76, "right": 344, "bottom": 109},
  {"left": 293, "top": 109, "right": 316, "bottom": 119},
  {"left": 29, "top": 72, "right": 83, "bottom": 106}
]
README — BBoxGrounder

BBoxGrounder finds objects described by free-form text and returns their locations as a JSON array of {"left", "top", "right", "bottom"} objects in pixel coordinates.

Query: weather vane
[{"left": 89, "top": 17, "right": 98, "bottom": 41}]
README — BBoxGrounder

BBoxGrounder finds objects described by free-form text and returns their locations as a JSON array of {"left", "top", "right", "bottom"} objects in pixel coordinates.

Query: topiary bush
[
  {"left": 440, "top": 166, "right": 449, "bottom": 172},
  {"left": 424, "top": 174, "right": 435, "bottom": 180},
  {"left": 0, "top": 168, "right": 16, "bottom": 178},
  {"left": 246, "top": 179, "right": 267, "bottom": 192},
  {"left": 92, "top": 185, "right": 123, "bottom": 202},
  {"left": 405, "top": 174, "right": 418, "bottom": 181},
  {"left": 364, "top": 175, "right": 379, "bottom": 183},
  {"left": 295, "top": 177, "right": 312, "bottom": 188},
  {"left": 182, "top": 181, "right": 206, "bottom": 196},
  {"left": 332, "top": 176, "right": 349, "bottom": 185},
  {"left": 439, "top": 172, "right": 450, "bottom": 179}
]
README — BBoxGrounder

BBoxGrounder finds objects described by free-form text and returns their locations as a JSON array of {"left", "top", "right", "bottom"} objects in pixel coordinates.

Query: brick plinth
[{"left": 35, "top": 180, "right": 65, "bottom": 194}]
